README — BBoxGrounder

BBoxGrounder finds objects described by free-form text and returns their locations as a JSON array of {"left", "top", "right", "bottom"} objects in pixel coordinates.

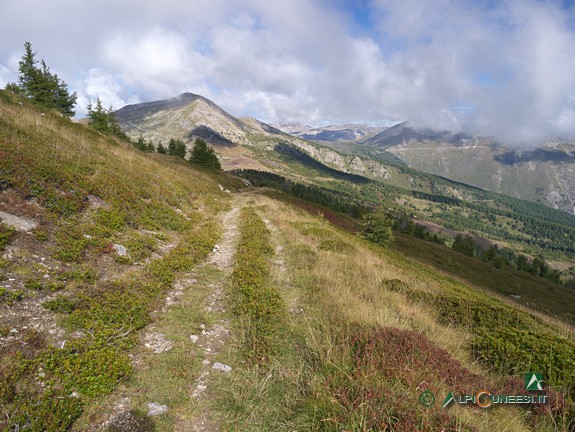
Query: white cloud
[{"left": 2, "top": 0, "right": 575, "bottom": 145}]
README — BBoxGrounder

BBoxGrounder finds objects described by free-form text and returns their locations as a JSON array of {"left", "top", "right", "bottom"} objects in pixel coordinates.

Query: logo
[
  {"left": 441, "top": 373, "right": 548, "bottom": 409},
  {"left": 419, "top": 390, "right": 435, "bottom": 407},
  {"left": 442, "top": 391, "right": 455, "bottom": 409},
  {"left": 525, "top": 373, "right": 544, "bottom": 391}
]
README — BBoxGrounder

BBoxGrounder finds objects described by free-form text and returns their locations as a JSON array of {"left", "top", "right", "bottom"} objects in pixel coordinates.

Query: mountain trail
[{"left": 179, "top": 199, "right": 242, "bottom": 432}]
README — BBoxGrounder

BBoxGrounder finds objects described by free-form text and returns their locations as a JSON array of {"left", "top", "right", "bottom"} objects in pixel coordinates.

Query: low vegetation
[
  {"left": 0, "top": 90, "right": 230, "bottom": 430},
  {"left": 231, "top": 206, "right": 285, "bottom": 364}
]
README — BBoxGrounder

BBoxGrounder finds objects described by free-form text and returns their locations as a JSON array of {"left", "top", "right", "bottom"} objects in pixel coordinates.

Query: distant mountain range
[
  {"left": 272, "top": 122, "right": 387, "bottom": 142},
  {"left": 115, "top": 93, "right": 575, "bottom": 213},
  {"left": 353, "top": 122, "right": 575, "bottom": 212}
]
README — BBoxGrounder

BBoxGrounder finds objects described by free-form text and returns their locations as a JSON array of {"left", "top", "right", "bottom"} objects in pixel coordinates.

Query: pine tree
[
  {"left": 10, "top": 42, "right": 77, "bottom": 117},
  {"left": 362, "top": 206, "right": 394, "bottom": 247},
  {"left": 86, "top": 97, "right": 127, "bottom": 140},
  {"left": 157, "top": 142, "right": 167, "bottom": 154},
  {"left": 188, "top": 138, "right": 221, "bottom": 169},
  {"left": 175, "top": 140, "right": 187, "bottom": 158},
  {"left": 134, "top": 136, "right": 145, "bottom": 151},
  {"left": 452, "top": 234, "right": 477, "bottom": 256},
  {"left": 168, "top": 138, "right": 177, "bottom": 156}
]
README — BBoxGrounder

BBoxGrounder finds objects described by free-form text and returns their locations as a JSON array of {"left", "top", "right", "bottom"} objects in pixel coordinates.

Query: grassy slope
[
  {"left": 211, "top": 194, "right": 574, "bottom": 431},
  {"left": 391, "top": 233, "right": 575, "bottom": 323},
  {"left": 1, "top": 92, "right": 574, "bottom": 431},
  {"left": 0, "top": 91, "right": 236, "bottom": 430}
]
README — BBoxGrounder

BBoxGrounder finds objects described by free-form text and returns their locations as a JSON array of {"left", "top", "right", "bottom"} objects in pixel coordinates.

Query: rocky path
[
  {"left": 184, "top": 202, "right": 242, "bottom": 432},
  {"left": 100, "top": 200, "right": 243, "bottom": 432}
]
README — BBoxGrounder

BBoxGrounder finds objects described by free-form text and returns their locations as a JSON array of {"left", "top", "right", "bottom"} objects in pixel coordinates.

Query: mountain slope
[
  {"left": 273, "top": 122, "right": 388, "bottom": 142},
  {"left": 1, "top": 90, "right": 575, "bottom": 431},
  {"left": 115, "top": 92, "right": 263, "bottom": 147},
  {"left": 359, "top": 123, "right": 575, "bottom": 212},
  {"left": 114, "top": 94, "right": 401, "bottom": 181}
]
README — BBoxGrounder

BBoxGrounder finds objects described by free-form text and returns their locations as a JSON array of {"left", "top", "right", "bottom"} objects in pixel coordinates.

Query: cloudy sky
[{"left": 1, "top": 0, "right": 575, "bottom": 146}]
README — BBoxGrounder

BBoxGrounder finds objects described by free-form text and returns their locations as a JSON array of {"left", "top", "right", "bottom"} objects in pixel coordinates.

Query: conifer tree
[
  {"left": 86, "top": 97, "right": 128, "bottom": 140},
  {"left": 168, "top": 138, "right": 177, "bottom": 156},
  {"left": 189, "top": 138, "right": 221, "bottom": 169},
  {"left": 8, "top": 42, "right": 77, "bottom": 117},
  {"left": 362, "top": 206, "right": 394, "bottom": 246},
  {"left": 175, "top": 139, "right": 187, "bottom": 158},
  {"left": 157, "top": 142, "right": 167, "bottom": 154}
]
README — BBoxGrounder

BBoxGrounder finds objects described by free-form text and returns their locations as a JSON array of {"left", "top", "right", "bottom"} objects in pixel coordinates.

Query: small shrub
[
  {"left": 54, "top": 226, "right": 89, "bottom": 262},
  {"left": 0, "top": 222, "right": 16, "bottom": 250},
  {"left": 43, "top": 343, "right": 132, "bottom": 397},
  {"left": 124, "top": 233, "right": 157, "bottom": 262},
  {"left": 6, "top": 391, "right": 83, "bottom": 431},
  {"left": 32, "top": 228, "right": 49, "bottom": 242},
  {"left": 0, "top": 288, "right": 24, "bottom": 305},
  {"left": 25, "top": 278, "right": 65, "bottom": 291},
  {"left": 95, "top": 207, "right": 126, "bottom": 230},
  {"left": 43, "top": 296, "right": 78, "bottom": 314},
  {"left": 59, "top": 267, "right": 98, "bottom": 283}
]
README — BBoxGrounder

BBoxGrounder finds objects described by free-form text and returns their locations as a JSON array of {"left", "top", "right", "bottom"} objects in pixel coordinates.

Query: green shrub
[
  {"left": 43, "top": 344, "right": 132, "bottom": 397},
  {"left": 0, "top": 222, "right": 16, "bottom": 250},
  {"left": 231, "top": 208, "right": 285, "bottom": 364},
  {"left": 32, "top": 228, "right": 49, "bottom": 242},
  {"left": 124, "top": 232, "right": 157, "bottom": 262},
  {"left": 43, "top": 296, "right": 78, "bottom": 314},
  {"left": 0, "top": 288, "right": 24, "bottom": 305},
  {"left": 95, "top": 207, "right": 126, "bottom": 230},
  {"left": 7, "top": 391, "right": 83, "bottom": 431},
  {"left": 54, "top": 226, "right": 89, "bottom": 262},
  {"left": 473, "top": 328, "right": 575, "bottom": 390},
  {"left": 362, "top": 207, "right": 394, "bottom": 247},
  {"left": 24, "top": 278, "right": 65, "bottom": 291}
]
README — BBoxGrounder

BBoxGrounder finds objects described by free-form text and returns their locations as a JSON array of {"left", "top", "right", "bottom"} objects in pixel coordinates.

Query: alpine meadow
[{"left": 3, "top": 2, "right": 575, "bottom": 430}]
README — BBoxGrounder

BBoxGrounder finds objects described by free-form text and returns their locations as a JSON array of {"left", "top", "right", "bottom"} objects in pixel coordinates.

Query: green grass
[
  {"left": 0, "top": 223, "right": 16, "bottom": 250},
  {"left": 231, "top": 207, "right": 286, "bottom": 364},
  {"left": 0, "top": 90, "right": 230, "bottom": 430},
  {"left": 391, "top": 233, "right": 575, "bottom": 323}
]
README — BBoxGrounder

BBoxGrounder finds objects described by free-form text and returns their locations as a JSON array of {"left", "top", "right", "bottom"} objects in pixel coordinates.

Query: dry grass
[{"left": 223, "top": 193, "right": 565, "bottom": 431}]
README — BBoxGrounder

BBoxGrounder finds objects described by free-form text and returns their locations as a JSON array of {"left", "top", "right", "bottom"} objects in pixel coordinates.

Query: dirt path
[
  {"left": 98, "top": 200, "right": 243, "bottom": 432},
  {"left": 182, "top": 201, "right": 242, "bottom": 432}
]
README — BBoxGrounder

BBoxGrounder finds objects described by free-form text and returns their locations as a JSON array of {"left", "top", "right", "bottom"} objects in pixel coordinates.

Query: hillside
[
  {"left": 113, "top": 94, "right": 575, "bottom": 266},
  {"left": 356, "top": 122, "right": 575, "bottom": 213},
  {"left": 2, "top": 91, "right": 575, "bottom": 430}
]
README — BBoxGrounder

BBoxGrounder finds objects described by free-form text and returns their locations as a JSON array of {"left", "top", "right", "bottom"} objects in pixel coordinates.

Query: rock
[
  {"left": 189, "top": 334, "right": 199, "bottom": 343},
  {"left": 511, "top": 294, "right": 521, "bottom": 299},
  {"left": 113, "top": 244, "right": 128, "bottom": 256},
  {"left": 143, "top": 332, "right": 173, "bottom": 354},
  {"left": 192, "top": 384, "right": 207, "bottom": 398},
  {"left": 147, "top": 402, "right": 168, "bottom": 416},
  {"left": 212, "top": 362, "right": 232, "bottom": 373},
  {"left": 0, "top": 211, "right": 37, "bottom": 231}
]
